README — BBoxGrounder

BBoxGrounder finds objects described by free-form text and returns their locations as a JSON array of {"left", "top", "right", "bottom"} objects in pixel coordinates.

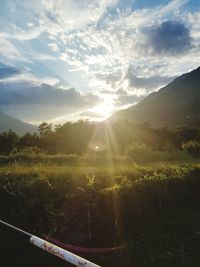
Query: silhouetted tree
[{"left": 0, "top": 130, "right": 19, "bottom": 153}]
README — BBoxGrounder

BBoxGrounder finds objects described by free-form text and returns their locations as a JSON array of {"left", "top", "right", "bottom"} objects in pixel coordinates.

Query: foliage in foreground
[{"left": 1, "top": 160, "right": 200, "bottom": 266}]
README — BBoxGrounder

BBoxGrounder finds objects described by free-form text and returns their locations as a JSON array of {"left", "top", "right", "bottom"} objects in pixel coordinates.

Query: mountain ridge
[
  {"left": 0, "top": 110, "right": 37, "bottom": 135},
  {"left": 111, "top": 66, "right": 200, "bottom": 128}
]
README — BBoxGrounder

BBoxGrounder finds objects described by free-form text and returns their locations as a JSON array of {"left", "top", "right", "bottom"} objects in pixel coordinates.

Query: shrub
[
  {"left": 125, "top": 143, "right": 152, "bottom": 162},
  {"left": 182, "top": 140, "right": 200, "bottom": 156}
]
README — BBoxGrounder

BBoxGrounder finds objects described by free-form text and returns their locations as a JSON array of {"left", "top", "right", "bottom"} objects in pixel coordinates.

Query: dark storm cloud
[
  {"left": 146, "top": 20, "right": 192, "bottom": 55},
  {"left": 0, "top": 63, "right": 20, "bottom": 79}
]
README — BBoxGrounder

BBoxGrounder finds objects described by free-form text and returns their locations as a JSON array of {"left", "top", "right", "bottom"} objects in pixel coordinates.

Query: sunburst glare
[{"left": 91, "top": 94, "right": 115, "bottom": 119}]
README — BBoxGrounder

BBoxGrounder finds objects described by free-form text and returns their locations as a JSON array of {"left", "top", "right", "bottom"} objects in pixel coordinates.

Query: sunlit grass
[{"left": 1, "top": 155, "right": 200, "bottom": 183}]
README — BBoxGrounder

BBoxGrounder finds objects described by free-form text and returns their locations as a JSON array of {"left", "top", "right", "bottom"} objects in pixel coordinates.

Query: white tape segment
[{"left": 30, "top": 235, "right": 101, "bottom": 267}]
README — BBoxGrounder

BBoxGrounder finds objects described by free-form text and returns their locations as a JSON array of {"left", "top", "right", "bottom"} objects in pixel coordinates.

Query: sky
[{"left": 0, "top": 0, "right": 200, "bottom": 124}]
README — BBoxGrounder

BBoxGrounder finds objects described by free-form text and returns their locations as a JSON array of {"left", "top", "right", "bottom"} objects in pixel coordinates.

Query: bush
[
  {"left": 182, "top": 140, "right": 200, "bottom": 156},
  {"left": 125, "top": 143, "right": 153, "bottom": 162}
]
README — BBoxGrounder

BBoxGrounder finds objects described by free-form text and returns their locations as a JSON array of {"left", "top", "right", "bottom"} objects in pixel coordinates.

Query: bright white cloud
[
  {"left": 0, "top": 38, "right": 29, "bottom": 63},
  {"left": 52, "top": 0, "right": 199, "bottom": 95},
  {"left": 48, "top": 43, "right": 59, "bottom": 52}
]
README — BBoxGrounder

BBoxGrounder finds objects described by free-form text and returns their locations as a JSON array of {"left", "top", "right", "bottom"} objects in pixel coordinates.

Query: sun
[{"left": 92, "top": 94, "right": 115, "bottom": 119}]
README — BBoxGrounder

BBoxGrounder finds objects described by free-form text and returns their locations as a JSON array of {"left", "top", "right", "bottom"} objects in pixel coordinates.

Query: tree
[
  {"left": 19, "top": 133, "right": 39, "bottom": 148},
  {"left": 0, "top": 130, "right": 19, "bottom": 153},
  {"left": 38, "top": 122, "right": 53, "bottom": 138}
]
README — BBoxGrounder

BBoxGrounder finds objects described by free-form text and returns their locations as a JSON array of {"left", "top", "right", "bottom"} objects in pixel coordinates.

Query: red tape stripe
[{"left": 44, "top": 236, "right": 124, "bottom": 254}]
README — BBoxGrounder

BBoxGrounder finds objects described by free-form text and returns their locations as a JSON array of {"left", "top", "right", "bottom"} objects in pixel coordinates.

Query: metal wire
[{"left": 0, "top": 219, "right": 32, "bottom": 238}]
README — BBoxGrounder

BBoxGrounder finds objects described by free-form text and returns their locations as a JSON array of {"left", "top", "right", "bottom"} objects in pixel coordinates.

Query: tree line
[{"left": 0, "top": 120, "right": 200, "bottom": 155}]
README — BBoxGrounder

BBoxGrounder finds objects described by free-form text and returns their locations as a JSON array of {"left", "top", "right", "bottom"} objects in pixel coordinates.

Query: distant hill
[
  {"left": 111, "top": 66, "right": 200, "bottom": 128},
  {"left": 0, "top": 110, "right": 37, "bottom": 135}
]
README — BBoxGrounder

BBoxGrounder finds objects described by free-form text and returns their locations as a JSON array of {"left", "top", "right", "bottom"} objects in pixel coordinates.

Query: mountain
[
  {"left": 0, "top": 110, "right": 37, "bottom": 135},
  {"left": 112, "top": 66, "right": 200, "bottom": 128}
]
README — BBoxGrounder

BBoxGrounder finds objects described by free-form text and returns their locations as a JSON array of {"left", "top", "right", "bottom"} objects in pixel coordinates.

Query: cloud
[
  {"left": 95, "top": 72, "right": 122, "bottom": 88},
  {"left": 158, "top": 0, "right": 189, "bottom": 16},
  {"left": 84, "top": 93, "right": 102, "bottom": 104},
  {"left": 54, "top": 1, "right": 197, "bottom": 96},
  {"left": 0, "top": 0, "right": 200, "bottom": 123},
  {"left": 116, "top": 88, "right": 127, "bottom": 95},
  {"left": 126, "top": 66, "right": 176, "bottom": 91},
  {"left": 41, "top": 0, "right": 118, "bottom": 33},
  {"left": 145, "top": 20, "right": 192, "bottom": 55},
  {"left": 0, "top": 27, "right": 45, "bottom": 41},
  {"left": 48, "top": 43, "right": 59, "bottom": 52},
  {"left": 0, "top": 63, "right": 20, "bottom": 79},
  {"left": 79, "top": 110, "right": 105, "bottom": 119},
  {"left": 115, "top": 93, "right": 144, "bottom": 107},
  {"left": 0, "top": 81, "right": 101, "bottom": 107},
  {"left": 0, "top": 81, "right": 102, "bottom": 121},
  {"left": 29, "top": 51, "right": 57, "bottom": 61},
  {"left": 0, "top": 64, "right": 60, "bottom": 85},
  {"left": 0, "top": 38, "right": 28, "bottom": 63}
]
